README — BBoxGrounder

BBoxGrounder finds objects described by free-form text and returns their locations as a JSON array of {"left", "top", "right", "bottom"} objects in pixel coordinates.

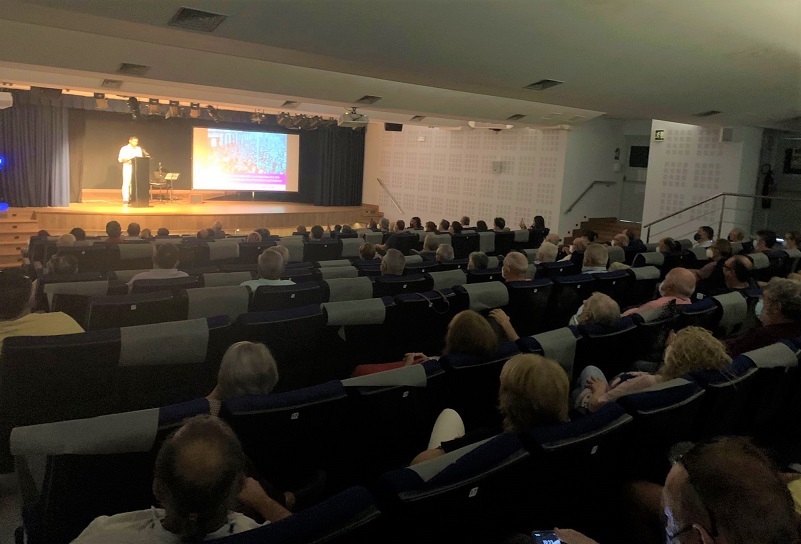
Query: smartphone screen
[{"left": 531, "top": 532, "right": 560, "bottom": 544}]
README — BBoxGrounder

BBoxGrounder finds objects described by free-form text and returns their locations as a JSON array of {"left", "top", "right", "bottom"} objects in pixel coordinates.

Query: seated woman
[
  {"left": 207, "top": 341, "right": 279, "bottom": 417},
  {"left": 350, "top": 309, "right": 498, "bottom": 377},
  {"left": 412, "top": 353, "right": 569, "bottom": 464},
  {"left": 572, "top": 326, "right": 730, "bottom": 414}
]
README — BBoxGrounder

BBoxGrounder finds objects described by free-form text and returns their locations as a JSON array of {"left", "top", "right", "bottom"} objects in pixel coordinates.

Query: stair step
[{"left": 0, "top": 210, "right": 37, "bottom": 223}]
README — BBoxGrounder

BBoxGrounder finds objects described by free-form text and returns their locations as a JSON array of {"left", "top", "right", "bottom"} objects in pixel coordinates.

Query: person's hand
[
  {"left": 554, "top": 528, "right": 600, "bottom": 544},
  {"left": 587, "top": 376, "right": 606, "bottom": 393},
  {"left": 403, "top": 352, "right": 426, "bottom": 366},
  {"left": 489, "top": 308, "right": 511, "bottom": 326},
  {"left": 519, "top": 219, "right": 527, "bottom": 229},
  {"left": 237, "top": 477, "right": 269, "bottom": 509}
]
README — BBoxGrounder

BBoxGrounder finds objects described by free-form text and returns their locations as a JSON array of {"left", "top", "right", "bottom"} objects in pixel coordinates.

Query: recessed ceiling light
[
  {"left": 116, "top": 63, "right": 151, "bottom": 76},
  {"left": 355, "top": 95, "right": 382, "bottom": 105},
  {"left": 410, "top": 115, "right": 426, "bottom": 122},
  {"left": 168, "top": 7, "right": 227, "bottom": 32},
  {"left": 281, "top": 100, "right": 300, "bottom": 109},
  {"left": 524, "top": 79, "right": 564, "bottom": 91},
  {"left": 507, "top": 114, "right": 526, "bottom": 121},
  {"left": 694, "top": 110, "right": 722, "bottom": 117}
]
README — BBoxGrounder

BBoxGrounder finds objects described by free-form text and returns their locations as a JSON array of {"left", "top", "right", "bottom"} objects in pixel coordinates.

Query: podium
[{"left": 130, "top": 157, "right": 151, "bottom": 207}]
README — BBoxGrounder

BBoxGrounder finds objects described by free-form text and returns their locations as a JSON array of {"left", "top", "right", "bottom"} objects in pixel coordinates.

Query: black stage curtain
[
  {"left": 300, "top": 125, "right": 365, "bottom": 206},
  {"left": 0, "top": 92, "right": 70, "bottom": 207}
]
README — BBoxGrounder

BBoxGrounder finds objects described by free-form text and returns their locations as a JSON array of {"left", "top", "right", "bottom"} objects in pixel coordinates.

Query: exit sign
[{"left": 654, "top": 129, "right": 665, "bottom": 141}]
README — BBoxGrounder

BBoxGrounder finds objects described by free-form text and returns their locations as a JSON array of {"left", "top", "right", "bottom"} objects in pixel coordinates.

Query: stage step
[{"left": 0, "top": 209, "right": 38, "bottom": 269}]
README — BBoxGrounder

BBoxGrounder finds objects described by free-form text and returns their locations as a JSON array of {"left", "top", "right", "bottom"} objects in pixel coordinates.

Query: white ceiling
[{"left": 0, "top": 0, "right": 799, "bottom": 129}]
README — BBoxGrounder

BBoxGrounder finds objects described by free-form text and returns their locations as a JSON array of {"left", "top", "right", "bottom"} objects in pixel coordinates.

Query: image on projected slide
[{"left": 193, "top": 128, "right": 298, "bottom": 191}]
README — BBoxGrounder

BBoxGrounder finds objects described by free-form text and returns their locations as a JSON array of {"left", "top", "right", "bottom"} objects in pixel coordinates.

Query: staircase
[
  {"left": 566, "top": 217, "right": 641, "bottom": 245},
  {"left": 0, "top": 208, "right": 38, "bottom": 268}
]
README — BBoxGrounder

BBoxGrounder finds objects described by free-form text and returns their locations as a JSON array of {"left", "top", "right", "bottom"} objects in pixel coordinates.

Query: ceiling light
[
  {"left": 168, "top": 101, "right": 180, "bottom": 117},
  {"left": 189, "top": 103, "right": 200, "bottom": 119},
  {"left": 468, "top": 121, "right": 514, "bottom": 130},
  {"left": 94, "top": 92, "right": 108, "bottom": 109},
  {"left": 207, "top": 105, "right": 221, "bottom": 123},
  {"left": 148, "top": 99, "right": 161, "bottom": 115}
]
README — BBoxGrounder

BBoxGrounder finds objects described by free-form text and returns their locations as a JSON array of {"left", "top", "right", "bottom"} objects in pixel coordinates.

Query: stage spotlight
[
  {"left": 127, "top": 97, "right": 140, "bottom": 120},
  {"left": 93, "top": 92, "right": 108, "bottom": 109},
  {"left": 250, "top": 111, "right": 263, "bottom": 124},
  {"left": 189, "top": 102, "right": 200, "bottom": 119},
  {"left": 276, "top": 112, "right": 291, "bottom": 128},
  {"left": 207, "top": 105, "right": 221, "bottom": 123},
  {"left": 168, "top": 100, "right": 180, "bottom": 118},
  {"left": 148, "top": 99, "right": 161, "bottom": 115},
  {"left": 295, "top": 115, "right": 312, "bottom": 129}
]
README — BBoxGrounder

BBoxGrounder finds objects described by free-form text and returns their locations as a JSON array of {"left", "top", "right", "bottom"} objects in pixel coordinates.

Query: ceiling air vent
[
  {"left": 506, "top": 114, "right": 526, "bottom": 121},
  {"left": 116, "top": 63, "right": 151, "bottom": 76},
  {"left": 281, "top": 100, "right": 300, "bottom": 109},
  {"left": 524, "top": 79, "right": 564, "bottom": 91},
  {"left": 101, "top": 79, "right": 124, "bottom": 89},
  {"left": 410, "top": 115, "right": 426, "bottom": 122},
  {"left": 694, "top": 110, "right": 722, "bottom": 117},
  {"left": 168, "top": 7, "right": 227, "bottom": 32},
  {"left": 355, "top": 95, "right": 382, "bottom": 105}
]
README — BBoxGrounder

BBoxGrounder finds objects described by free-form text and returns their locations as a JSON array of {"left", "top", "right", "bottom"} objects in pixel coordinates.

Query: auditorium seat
[
  {"left": 492, "top": 231, "right": 515, "bottom": 256},
  {"left": 11, "top": 398, "right": 211, "bottom": 544},
  {"left": 544, "top": 274, "right": 596, "bottom": 331},
  {"left": 450, "top": 233, "right": 480, "bottom": 259},
  {"left": 676, "top": 297, "right": 720, "bottom": 331},
  {"left": 746, "top": 252, "right": 772, "bottom": 283},
  {"left": 221, "top": 380, "right": 349, "bottom": 490},
  {"left": 631, "top": 251, "right": 665, "bottom": 269},
  {"left": 281, "top": 267, "right": 315, "bottom": 283},
  {"left": 540, "top": 261, "right": 578, "bottom": 278},
  {"left": 711, "top": 291, "right": 749, "bottom": 338},
  {"left": 84, "top": 291, "right": 188, "bottom": 330},
  {"left": 372, "top": 273, "right": 433, "bottom": 297},
  {"left": 378, "top": 432, "right": 529, "bottom": 544},
  {"left": 592, "top": 270, "right": 632, "bottom": 307},
  {"left": 623, "top": 266, "right": 660, "bottom": 308},
  {"left": 570, "top": 318, "right": 639, "bottom": 384},
  {"left": 238, "top": 241, "right": 277, "bottom": 264},
  {"left": 56, "top": 245, "right": 111, "bottom": 275},
  {"left": 303, "top": 240, "right": 343, "bottom": 262},
  {"left": 186, "top": 286, "right": 251, "bottom": 322},
  {"left": 465, "top": 267, "right": 504, "bottom": 283},
  {"left": 206, "top": 486, "right": 381, "bottom": 544},
  {"left": 250, "top": 282, "right": 327, "bottom": 312},
  {"left": 437, "top": 258, "right": 470, "bottom": 271},
  {"left": 630, "top": 308, "right": 680, "bottom": 363},
  {"left": 403, "top": 261, "right": 441, "bottom": 275},
  {"left": 324, "top": 297, "right": 400, "bottom": 366},
  {"left": 393, "top": 289, "right": 462, "bottom": 355},
  {"left": 503, "top": 279, "right": 553, "bottom": 336},
  {"left": 109, "top": 243, "right": 155, "bottom": 271},
  {"left": 687, "top": 355, "right": 758, "bottom": 438},
  {"left": 129, "top": 274, "right": 201, "bottom": 294},
  {"left": 201, "top": 271, "right": 253, "bottom": 287},
  {"left": 43, "top": 278, "right": 109, "bottom": 324}
]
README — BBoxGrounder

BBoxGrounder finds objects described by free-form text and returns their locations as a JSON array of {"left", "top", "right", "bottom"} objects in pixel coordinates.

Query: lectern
[{"left": 130, "top": 157, "right": 151, "bottom": 207}]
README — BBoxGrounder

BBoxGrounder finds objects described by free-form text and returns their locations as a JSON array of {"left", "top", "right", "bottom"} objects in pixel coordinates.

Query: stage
[{"left": 30, "top": 190, "right": 381, "bottom": 237}]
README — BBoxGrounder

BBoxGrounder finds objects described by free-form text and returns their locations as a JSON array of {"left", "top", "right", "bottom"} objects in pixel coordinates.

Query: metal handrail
[
  {"left": 564, "top": 181, "right": 616, "bottom": 215},
  {"left": 376, "top": 178, "right": 405, "bottom": 215},
  {"left": 642, "top": 192, "right": 801, "bottom": 243}
]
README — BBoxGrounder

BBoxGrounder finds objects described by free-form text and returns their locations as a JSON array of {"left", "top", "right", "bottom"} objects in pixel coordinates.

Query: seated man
[
  {"left": 582, "top": 243, "right": 609, "bottom": 274},
  {"left": 435, "top": 243, "right": 454, "bottom": 263},
  {"left": 211, "top": 221, "right": 226, "bottom": 239},
  {"left": 241, "top": 250, "right": 295, "bottom": 290},
  {"left": 624, "top": 229, "right": 647, "bottom": 253},
  {"left": 415, "top": 235, "right": 439, "bottom": 259},
  {"left": 694, "top": 225, "right": 714, "bottom": 248},
  {"left": 785, "top": 230, "right": 800, "bottom": 250},
  {"left": 0, "top": 269, "right": 84, "bottom": 352},
  {"left": 460, "top": 216, "right": 470, "bottom": 228},
  {"left": 467, "top": 251, "right": 489, "bottom": 271},
  {"left": 104, "top": 220, "right": 123, "bottom": 244},
  {"left": 293, "top": 225, "right": 308, "bottom": 237},
  {"left": 560, "top": 237, "right": 588, "bottom": 262},
  {"left": 70, "top": 227, "right": 87, "bottom": 241},
  {"left": 409, "top": 216, "right": 423, "bottom": 230},
  {"left": 309, "top": 225, "right": 325, "bottom": 241},
  {"left": 57, "top": 233, "right": 76, "bottom": 247},
  {"left": 156, "top": 227, "right": 170, "bottom": 237},
  {"left": 492, "top": 217, "right": 506, "bottom": 232},
  {"left": 612, "top": 233, "right": 629, "bottom": 248},
  {"left": 266, "top": 245, "right": 289, "bottom": 266},
  {"left": 73, "top": 415, "right": 290, "bottom": 543},
  {"left": 376, "top": 220, "right": 413, "bottom": 253},
  {"left": 755, "top": 229, "right": 778, "bottom": 254},
  {"left": 534, "top": 241, "right": 558, "bottom": 264},
  {"left": 380, "top": 248, "right": 406, "bottom": 276},
  {"left": 449, "top": 221, "right": 463, "bottom": 235},
  {"left": 622, "top": 267, "right": 695, "bottom": 317},
  {"left": 726, "top": 277, "right": 801, "bottom": 356},
  {"left": 728, "top": 226, "right": 746, "bottom": 243},
  {"left": 569, "top": 292, "right": 621, "bottom": 328},
  {"left": 126, "top": 222, "right": 141, "bottom": 238},
  {"left": 722, "top": 254, "right": 754, "bottom": 292},
  {"left": 694, "top": 238, "right": 732, "bottom": 293},
  {"left": 127, "top": 243, "right": 189, "bottom": 291},
  {"left": 501, "top": 251, "right": 529, "bottom": 282},
  {"left": 358, "top": 242, "right": 378, "bottom": 261}
]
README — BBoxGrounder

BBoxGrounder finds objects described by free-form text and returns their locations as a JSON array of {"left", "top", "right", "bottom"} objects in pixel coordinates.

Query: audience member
[
  {"left": 450, "top": 221, "right": 463, "bottom": 235},
  {"left": 378, "top": 218, "right": 390, "bottom": 232},
  {"left": 241, "top": 250, "right": 294, "bottom": 290},
  {"left": 197, "top": 229, "right": 210, "bottom": 240},
  {"left": 569, "top": 292, "right": 621, "bottom": 328},
  {"left": 0, "top": 269, "right": 84, "bottom": 352},
  {"left": 156, "top": 227, "right": 170, "bottom": 237},
  {"left": 380, "top": 248, "right": 406, "bottom": 276},
  {"left": 126, "top": 222, "right": 141, "bottom": 238},
  {"left": 755, "top": 229, "right": 777, "bottom": 254},
  {"left": 502, "top": 251, "right": 529, "bottom": 282},
  {"left": 659, "top": 236, "right": 681, "bottom": 253},
  {"left": 105, "top": 221, "right": 123, "bottom": 244},
  {"left": 417, "top": 235, "right": 439, "bottom": 259},
  {"left": 439, "top": 219, "right": 450, "bottom": 233},
  {"left": 266, "top": 245, "right": 289, "bottom": 266},
  {"left": 367, "top": 219, "right": 378, "bottom": 230},
  {"left": 694, "top": 238, "right": 732, "bottom": 294},
  {"left": 69, "top": 227, "right": 87, "bottom": 241},
  {"left": 582, "top": 243, "right": 609, "bottom": 273},
  {"left": 412, "top": 354, "right": 569, "bottom": 464},
  {"left": 36, "top": 230, "right": 50, "bottom": 238},
  {"left": 572, "top": 326, "right": 730, "bottom": 413},
  {"left": 46, "top": 253, "right": 79, "bottom": 276},
  {"left": 352, "top": 309, "right": 498, "bottom": 377},
  {"left": 785, "top": 230, "right": 800, "bottom": 250},
  {"left": 73, "top": 416, "right": 290, "bottom": 543},
  {"left": 561, "top": 237, "right": 588, "bottom": 261},
  {"left": 310, "top": 225, "right": 324, "bottom": 241},
  {"left": 409, "top": 216, "right": 423, "bottom": 229},
  {"left": 140, "top": 228, "right": 153, "bottom": 240},
  {"left": 211, "top": 221, "right": 226, "bottom": 238},
  {"left": 127, "top": 244, "right": 188, "bottom": 290},
  {"left": 722, "top": 254, "right": 754, "bottom": 292},
  {"left": 726, "top": 277, "right": 801, "bottom": 355},
  {"left": 424, "top": 221, "right": 438, "bottom": 233},
  {"left": 436, "top": 244, "right": 454, "bottom": 263},
  {"left": 534, "top": 241, "right": 558, "bottom": 263},
  {"left": 246, "top": 232, "right": 262, "bottom": 243},
  {"left": 554, "top": 436, "right": 801, "bottom": 544},
  {"left": 207, "top": 342, "right": 279, "bottom": 416},
  {"left": 624, "top": 229, "right": 648, "bottom": 253},
  {"left": 256, "top": 228, "right": 271, "bottom": 240},
  {"left": 581, "top": 229, "right": 598, "bottom": 243},
  {"left": 294, "top": 225, "right": 307, "bottom": 236},
  {"left": 460, "top": 216, "right": 470, "bottom": 228},
  {"left": 519, "top": 215, "right": 546, "bottom": 230},
  {"left": 376, "top": 220, "right": 413, "bottom": 253},
  {"left": 493, "top": 217, "right": 506, "bottom": 232},
  {"left": 694, "top": 225, "right": 714, "bottom": 248},
  {"left": 468, "top": 251, "right": 489, "bottom": 271},
  {"left": 545, "top": 233, "right": 561, "bottom": 246},
  {"left": 728, "top": 227, "right": 746, "bottom": 243},
  {"left": 359, "top": 242, "right": 378, "bottom": 261},
  {"left": 475, "top": 220, "right": 488, "bottom": 232},
  {"left": 612, "top": 233, "right": 629, "bottom": 248},
  {"left": 622, "top": 267, "right": 695, "bottom": 317},
  {"left": 56, "top": 233, "right": 76, "bottom": 247}
]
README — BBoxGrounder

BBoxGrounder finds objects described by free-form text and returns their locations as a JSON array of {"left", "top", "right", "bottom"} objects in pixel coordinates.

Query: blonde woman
[
  {"left": 412, "top": 354, "right": 569, "bottom": 464},
  {"left": 207, "top": 341, "right": 279, "bottom": 416},
  {"left": 573, "top": 326, "right": 730, "bottom": 413}
]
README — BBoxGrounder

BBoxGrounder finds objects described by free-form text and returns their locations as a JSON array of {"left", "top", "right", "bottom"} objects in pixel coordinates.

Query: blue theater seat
[
  {"left": 544, "top": 274, "right": 596, "bottom": 331},
  {"left": 372, "top": 273, "right": 432, "bottom": 297},
  {"left": 85, "top": 291, "right": 189, "bottom": 330},
  {"left": 503, "top": 279, "right": 553, "bottom": 336},
  {"left": 303, "top": 240, "right": 343, "bottom": 262},
  {"left": 540, "top": 261, "right": 579, "bottom": 278},
  {"left": 250, "top": 281, "right": 327, "bottom": 312},
  {"left": 570, "top": 318, "right": 639, "bottom": 384},
  {"left": 393, "top": 289, "right": 462, "bottom": 355},
  {"left": 129, "top": 274, "right": 201, "bottom": 294},
  {"left": 687, "top": 355, "right": 758, "bottom": 438}
]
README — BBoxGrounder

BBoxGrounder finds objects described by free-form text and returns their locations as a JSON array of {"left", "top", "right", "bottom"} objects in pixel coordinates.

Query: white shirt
[
  {"left": 73, "top": 507, "right": 265, "bottom": 544},
  {"left": 127, "top": 268, "right": 189, "bottom": 291},
  {"left": 118, "top": 144, "right": 143, "bottom": 164},
  {"left": 241, "top": 278, "right": 296, "bottom": 291},
  {"left": 695, "top": 239, "right": 713, "bottom": 248}
]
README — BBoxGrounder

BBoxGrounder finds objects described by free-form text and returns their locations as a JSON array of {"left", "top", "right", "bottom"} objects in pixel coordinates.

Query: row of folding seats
[{"left": 15, "top": 332, "right": 797, "bottom": 544}]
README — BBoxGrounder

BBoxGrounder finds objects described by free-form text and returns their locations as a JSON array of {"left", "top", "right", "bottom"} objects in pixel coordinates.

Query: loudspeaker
[{"left": 384, "top": 123, "right": 403, "bottom": 132}]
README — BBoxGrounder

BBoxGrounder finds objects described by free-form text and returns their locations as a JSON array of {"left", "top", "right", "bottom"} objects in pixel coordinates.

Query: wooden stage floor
[{"left": 32, "top": 194, "right": 380, "bottom": 236}]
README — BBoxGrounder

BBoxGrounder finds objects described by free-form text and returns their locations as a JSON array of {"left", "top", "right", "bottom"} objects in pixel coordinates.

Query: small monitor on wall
[{"left": 629, "top": 146, "right": 650, "bottom": 168}]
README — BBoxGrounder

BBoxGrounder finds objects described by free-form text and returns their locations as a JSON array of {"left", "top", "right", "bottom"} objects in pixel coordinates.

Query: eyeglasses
[{"left": 664, "top": 441, "right": 719, "bottom": 543}]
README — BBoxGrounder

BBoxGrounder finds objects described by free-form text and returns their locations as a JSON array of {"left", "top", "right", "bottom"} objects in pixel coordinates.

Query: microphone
[{"left": 142, "top": 149, "right": 151, "bottom": 158}]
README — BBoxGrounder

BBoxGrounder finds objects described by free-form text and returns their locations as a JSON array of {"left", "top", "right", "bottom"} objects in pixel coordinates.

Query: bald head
[
  {"left": 724, "top": 255, "right": 753, "bottom": 288},
  {"left": 257, "top": 249, "right": 285, "bottom": 280},
  {"left": 661, "top": 267, "right": 696, "bottom": 299},
  {"left": 382, "top": 248, "right": 406, "bottom": 275},
  {"left": 502, "top": 252, "right": 529, "bottom": 282},
  {"left": 613, "top": 234, "right": 629, "bottom": 247}
]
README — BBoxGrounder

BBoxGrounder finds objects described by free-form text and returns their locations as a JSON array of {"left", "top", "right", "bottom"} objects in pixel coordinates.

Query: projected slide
[{"left": 192, "top": 128, "right": 300, "bottom": 192}]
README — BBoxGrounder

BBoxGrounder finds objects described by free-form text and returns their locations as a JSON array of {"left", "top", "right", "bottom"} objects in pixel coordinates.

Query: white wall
[
  {"left": 363, "top": 124, "right": 569, "bottom": 232},
  {"left": 751, "top": 130, "right": 801, "bottom": 235},
  {"left": 641, "top": 120, "right": 762, "bottom": 243},
  {"left": 560, "top": 119, "right": 626, "bottom": 236}
]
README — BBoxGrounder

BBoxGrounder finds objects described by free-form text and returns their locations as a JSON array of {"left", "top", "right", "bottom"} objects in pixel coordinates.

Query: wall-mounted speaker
[
  {"left": 719, "top": 127, "right": 734, "bottom": 142},
  {"left": 384, "top": 123, "right": 403, "bottom": 132}
]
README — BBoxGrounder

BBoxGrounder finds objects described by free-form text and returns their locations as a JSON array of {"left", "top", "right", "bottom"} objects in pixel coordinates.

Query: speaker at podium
[{"left": 130, "top": 157, "right": 151, "bottom": 207}]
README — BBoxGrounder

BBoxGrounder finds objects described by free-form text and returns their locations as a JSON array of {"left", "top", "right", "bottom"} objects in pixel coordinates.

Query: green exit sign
[{"left": 654, "top": 129, "right": 665, "bottom": 141}]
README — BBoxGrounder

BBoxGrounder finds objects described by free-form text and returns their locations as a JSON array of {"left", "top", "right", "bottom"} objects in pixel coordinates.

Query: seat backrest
[
  {"left": 372, "top": 274, "right": 433, "bottom": 297},
  {"left": 277, "top": 237, "right": 305, "bottom": 262},
  {"left": 393, "top": 289, "right": 462, "bottom": 355},
  {"left": 530, "top": 327, "right": 578, "bottom": 379},
  {"left": 303, "top": 240, "right": 343, "bottom": 262},
  {"left": 592, "top": 270, "right": 632, "bottom": 307},
  {"left": 44, "top": 279, "right": 109, "bottom": 311},
  {"left": 56, "top": 245, "right": 111, "bottom": 274},
  {"left": 465, "top": 267, "right": 504, "bottom": 283},
  {"left": 677, "top": 298, "right": 721, "bottom": 331},
  {"left": 711, "top": 291, "right": 748, "bottom": 338},
  {"left": 207, "top": 240, "right": 241, "bottom": 263},
  {"left": 624, "top": 266, "right": 660, "bottom": 307},
  {"left": 111, "top": 243, "right": 156, "bottom": 271},
  {"left": 201, "top": 271, "right": 253, "bottom": 287},
  {"left": 186, "top": 285, "right": 251, "bottom": 322},
  {"left": 493, "top": 231, "right": 516, "bottom": 255},
  {"left": 130, "top": 274, "right": 201, "bottom": 294},
  {"left": 453, "top": 282, "right": 510, "bottom": 312},
  {"left": 450, "top": 233, "right": 480, "bottom": 259},
  {"left": 325, "top": 276, "right": 375, "bottom": 302},
  {"left": 85, "top": 291, "right": 188, "bottom": 331},
  {"left": 427, "top": 269, "right": 467, "bottom": 290},
  {"left": 503, "top": 279, "right": 553, "bottom": 336},
  {"left": 237, "top": 242, "right": 277, "bottom": 265},
  {"left": 545, "top": 274, "right": 597, "bottom": 330},
  {"left": 607, "top": 245, "right": 625, "bottom": 264},
  {"left": 251, "top": 282, "right": 326, "bottom": 311},
  {"left": 540, "top": 261, "right": 578, "bottom": 278},
  {"left": 688, "top": 356, "right": 758, "bottom": 437},
  {"left": 340, "top": 237, "right": 363, "bottom": 258},
  {"left": 632, "top": 251, "right": 665, "bottom": 268},
  {"left": 571, "top": 319, "right": 639, "bottom": 382}
]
